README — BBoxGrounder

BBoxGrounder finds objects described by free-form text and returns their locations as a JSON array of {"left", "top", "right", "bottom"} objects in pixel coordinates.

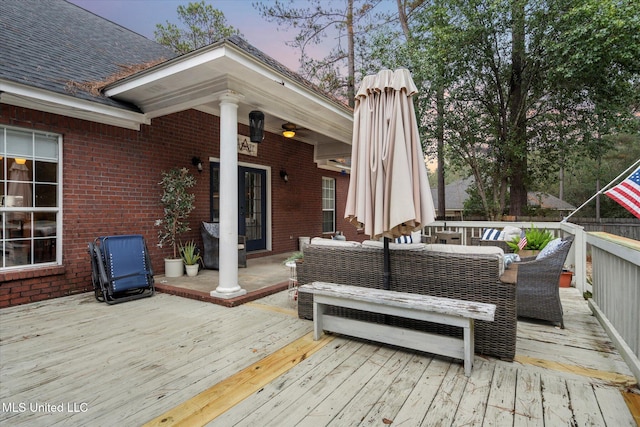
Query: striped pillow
[
  {"left": 395, "top": 235, "right": 413, "bottom": 244},
  {"left": 481, "top": 228, "right": 502, "bottom": 240}
]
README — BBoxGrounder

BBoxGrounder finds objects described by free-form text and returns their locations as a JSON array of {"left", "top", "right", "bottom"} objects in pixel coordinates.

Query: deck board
[{"left": 1, "top": 288, "right": 638, "bottom": 426}]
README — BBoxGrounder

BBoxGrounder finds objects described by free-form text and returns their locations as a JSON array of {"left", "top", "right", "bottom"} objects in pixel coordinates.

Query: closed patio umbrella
[{"left": 345, "top": 69, "right": 435, "bottom": 289}]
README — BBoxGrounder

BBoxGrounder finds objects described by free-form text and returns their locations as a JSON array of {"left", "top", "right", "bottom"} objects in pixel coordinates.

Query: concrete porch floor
[{"left": 154, "top": 252, "right": 297, "bottom": 307}]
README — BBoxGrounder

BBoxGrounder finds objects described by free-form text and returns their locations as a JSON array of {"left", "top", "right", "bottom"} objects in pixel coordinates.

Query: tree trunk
[
  {"left": 508, "top": 0, "right": 528, "bottom": 215},
  {"left": 346, "top": 0, "right": 355, "bottom": 108},
  {"left": 437, "top": 84, "right": 446, "bottom": 219}
]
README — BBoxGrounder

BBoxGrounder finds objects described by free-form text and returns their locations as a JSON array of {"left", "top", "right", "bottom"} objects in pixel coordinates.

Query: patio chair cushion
[
  {"left": 310, "top": 237, "right": 361, "bottom": 248},
  {"left": 425, "top": 244, "right": 505, "bottom": 275},
  {"left": 536, "top": 238, "right": 563, "bottom": 260},
  {"left": 362, "top": 240, "right": 426, "bottom": 250}
]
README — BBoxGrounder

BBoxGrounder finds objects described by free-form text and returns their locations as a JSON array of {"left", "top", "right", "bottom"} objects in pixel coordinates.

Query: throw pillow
[
  {"left": 503, "top": 253, "right": 521, "bottom": 268},
  {"left": 482, "top": 228, "right": 502, "bottom": 240},
  {"left": 536, "top": 238, "right": 563, "bottom": 260},
  {"left": 395, "top": 235, "right": 413, "bottom": 244},
  {"left": 502, "top": 225, "right": 522, "bottom": 242}
]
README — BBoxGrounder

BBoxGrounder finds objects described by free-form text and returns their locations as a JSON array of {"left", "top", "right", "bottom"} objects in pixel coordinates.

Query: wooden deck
[{"left": 1, "top": 288, "right": 638, "bottom": 426}]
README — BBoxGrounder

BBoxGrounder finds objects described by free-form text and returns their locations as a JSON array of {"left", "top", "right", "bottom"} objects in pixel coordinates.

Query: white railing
[
  {"left": 423, "top": 221, "right": 639, "bottom": 382},
  {"left": 586, "top": 232, "right": 640, "bottom": 383},
  {"left": 424, "top": 221, "right": 587, "bottom": 292}
]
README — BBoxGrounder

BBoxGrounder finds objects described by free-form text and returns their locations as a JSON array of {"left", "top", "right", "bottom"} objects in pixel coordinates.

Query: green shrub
[{"left": 507, "top": 225, "right": 554, "bottom": 252}]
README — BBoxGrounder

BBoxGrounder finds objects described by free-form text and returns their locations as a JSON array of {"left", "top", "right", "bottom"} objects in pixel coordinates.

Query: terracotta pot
[{"left": 559, "top": 271, "right": 573, "bottom": 287}]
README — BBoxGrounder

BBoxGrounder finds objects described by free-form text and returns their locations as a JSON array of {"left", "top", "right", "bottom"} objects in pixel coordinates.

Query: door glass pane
[
  {"left": 244, "top": 171, "right": 262, "bottom": 241},
  {"left": 211, "top": 165, "right": 220, "bottom": 222}
]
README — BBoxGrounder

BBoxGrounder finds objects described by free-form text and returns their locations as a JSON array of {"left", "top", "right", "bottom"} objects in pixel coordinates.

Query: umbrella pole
[{"left": 383, "top": 237, "right": 391, "bottom": 290}]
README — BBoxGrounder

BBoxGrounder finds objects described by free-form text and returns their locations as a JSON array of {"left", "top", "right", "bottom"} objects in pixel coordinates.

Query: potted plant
[
  {"left": 507, "top": 224, "right": 554, "bottom": 258},
  {"left": 156, "top": 167, "right": 196, "bottom": 277},
  {"left": 559, "top": 269, "right": 574, "bottom": 287},
  {"left": 180, "top": 240, "right": 202, "bottom": 277}
]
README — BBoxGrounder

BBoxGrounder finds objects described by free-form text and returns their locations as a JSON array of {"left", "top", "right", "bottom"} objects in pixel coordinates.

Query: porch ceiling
[{"left": 104, "top": 40, "right": 354, "bottom": 165}]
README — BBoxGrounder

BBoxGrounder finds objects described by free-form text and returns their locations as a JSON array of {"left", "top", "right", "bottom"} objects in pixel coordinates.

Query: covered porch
[
  {"left": 154, "top": 252, "right": 295, "bottom": 307},
  {"left": 1, "top": 277, "right": 638, "bottom": 425}
]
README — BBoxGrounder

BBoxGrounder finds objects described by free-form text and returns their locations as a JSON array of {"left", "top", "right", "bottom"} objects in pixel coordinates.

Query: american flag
[
  {"left": 605, "top": 165, "right": 640, "bottom": 220},
  {"left": 517, "top": 230, "right": 528, "bottom": 251}
]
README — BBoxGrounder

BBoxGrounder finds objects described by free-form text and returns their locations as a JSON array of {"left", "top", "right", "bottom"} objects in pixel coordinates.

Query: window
[
  {"left": 322, "top": 177, "right": 335, "bottom": 233},
  {"left": 1, "top": 126, "right": 61, "bottom": 269}
]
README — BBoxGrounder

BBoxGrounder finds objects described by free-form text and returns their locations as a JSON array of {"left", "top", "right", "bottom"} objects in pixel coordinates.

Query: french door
[{"left": 210, "top": 163, "right": 267, "bottom": 251}]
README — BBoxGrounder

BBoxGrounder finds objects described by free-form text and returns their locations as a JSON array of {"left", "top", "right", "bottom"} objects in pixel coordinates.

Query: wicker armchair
[
  {"left": 516, "top": 235, "right": 574, "bottom": 328},
  {"left": 200, "top": 222, "right": 247, "bottom": 269},
  {"left": 297, "top": 244, "right": 516, "bottom": 361}
]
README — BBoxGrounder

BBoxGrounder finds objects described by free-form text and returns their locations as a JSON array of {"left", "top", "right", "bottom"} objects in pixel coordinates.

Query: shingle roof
[
  {"left": 0, "top": 0, "right": 176, "bottom": 111},
  {"left": 225, "top": 36, "right": 350, "bottom": 109},
  {"left": 431, "top": 177, "right": 576, "bottom": 211}
]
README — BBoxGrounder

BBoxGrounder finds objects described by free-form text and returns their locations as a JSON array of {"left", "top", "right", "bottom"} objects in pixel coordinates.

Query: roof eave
[
  {"left": 0, "top": 80, "right": 149, "bottom": 130},
  {"left": 102, "top": 40, "right": 353, "bottom": 144}
]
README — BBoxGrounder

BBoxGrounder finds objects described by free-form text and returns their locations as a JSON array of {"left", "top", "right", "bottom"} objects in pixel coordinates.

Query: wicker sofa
[{"left": 297, "top": 243, "right": 517, "bottom": 361}]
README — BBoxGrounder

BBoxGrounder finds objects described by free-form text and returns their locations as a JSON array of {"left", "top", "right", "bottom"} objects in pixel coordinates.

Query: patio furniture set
[{"left": 296, "top": 233, "right": 575, "bottom": 370}]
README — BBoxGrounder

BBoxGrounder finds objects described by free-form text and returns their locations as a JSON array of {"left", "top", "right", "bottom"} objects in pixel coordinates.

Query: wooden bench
[{"left": 298, "top": 281, "right": 496, "bottom": 376}]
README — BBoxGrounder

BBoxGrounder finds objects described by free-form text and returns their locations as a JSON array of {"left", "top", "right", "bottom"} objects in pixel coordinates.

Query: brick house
[{"left": 0, "top": 0, "right": 357, "bottom": 307}]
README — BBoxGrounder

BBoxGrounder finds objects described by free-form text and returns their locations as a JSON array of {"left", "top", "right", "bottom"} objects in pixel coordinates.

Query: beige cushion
[
  {"left": 310, "top": 237, "right": 361, "bottom": 248},
  {"left": 424, "top": 244, "right": 505, "bottom": 275},
  {"left": 362, "top": 240, "right": 426, "bottom": 250}
]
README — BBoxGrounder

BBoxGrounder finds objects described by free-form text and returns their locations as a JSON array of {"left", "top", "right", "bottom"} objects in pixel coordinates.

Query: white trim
[
  {"left": 322, "top": 177, "right": 336, "bottom": 234},
  {"left": 0, "top": 81, "right": 149, "bottom": 130},
  {"left": 57, "top": 133, "right": 63, "bottom": 265},
  {"left": 104, "top": 48, "right": 227, "bottom": 96},
  {"left": 209, "top": 157, "right": 272, "bottom": 252},
  {"left": 0, "top": 125, "right": 63, "bottom": 269},
  {"left": 105, "top": 42, "right": 352, "bottom": 121},
  {"left": 222, "top": 47, "right": 352, "bottom": 119}
]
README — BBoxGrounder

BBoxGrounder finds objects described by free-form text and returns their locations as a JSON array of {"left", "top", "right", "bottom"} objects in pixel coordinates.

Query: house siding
[{"left": 0, "top": 105, "right": 357, "bottom": 307}]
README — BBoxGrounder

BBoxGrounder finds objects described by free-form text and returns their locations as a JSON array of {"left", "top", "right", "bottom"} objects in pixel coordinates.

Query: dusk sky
[{"left": 67, "top": 0, "right": 348, "bottom": 70}]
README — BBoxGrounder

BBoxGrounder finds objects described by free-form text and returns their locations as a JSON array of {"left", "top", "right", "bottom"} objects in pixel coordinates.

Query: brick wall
[{"left": 0, "top": 105, "right": 355, "bottom": 307}]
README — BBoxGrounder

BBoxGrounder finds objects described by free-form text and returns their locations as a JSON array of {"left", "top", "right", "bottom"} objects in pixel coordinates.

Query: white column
[{"left": 211, "top": 91, "right": 247, "bottom": 298}]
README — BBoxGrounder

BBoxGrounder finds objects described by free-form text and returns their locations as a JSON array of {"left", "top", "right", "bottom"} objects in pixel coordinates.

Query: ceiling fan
[{"left": 281, "top": 122, "right": 307, "bottom": 138}]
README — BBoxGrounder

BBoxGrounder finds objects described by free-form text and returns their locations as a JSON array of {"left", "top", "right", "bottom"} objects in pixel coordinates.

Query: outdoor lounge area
[
  {"left": 3, "top": 224, "right": 640, "bottom": 425},
  {"left": 1, "top": 249, "right": 639, "bottom": 426}
]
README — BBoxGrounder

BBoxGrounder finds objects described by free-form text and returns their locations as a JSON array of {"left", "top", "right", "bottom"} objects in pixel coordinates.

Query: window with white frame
[
  {"left": 322, "top": 177, "right": 335, "bottom": 234},
  {"left": 1, "top": 126, "right": 61, "bottom": 269}
]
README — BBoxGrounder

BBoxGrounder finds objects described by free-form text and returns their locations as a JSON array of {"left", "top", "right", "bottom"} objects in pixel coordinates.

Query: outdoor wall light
[
  {"left": 280, "top": 169, "right": 289, "bottom": 183},
  {"left": 249, "top": 110, "right": 265, "bottom": 143},
  {"left": 192, "top": 156, "right": 203, "bottom": 173}
]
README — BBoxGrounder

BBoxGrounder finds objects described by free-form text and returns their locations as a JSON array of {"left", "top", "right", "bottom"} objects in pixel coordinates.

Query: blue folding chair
[{"left": 88, "top": 234, "right": 154, "bottom": 304}]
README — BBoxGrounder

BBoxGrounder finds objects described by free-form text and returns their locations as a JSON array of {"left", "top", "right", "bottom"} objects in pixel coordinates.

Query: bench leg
[
  {"left": 312, "top": 301, "right": 325, "bottom": 340},
  {"left": 463, "top": 319, "right": 474, "bottom": 377}
]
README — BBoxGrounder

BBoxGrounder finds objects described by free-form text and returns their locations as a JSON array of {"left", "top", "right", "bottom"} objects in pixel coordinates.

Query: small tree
[
  {"left": 156, "top": 167, "right": 196, "bottom": 259},
  {"left": 155, "top": 1, "right": 242, "bottom": 54}
]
